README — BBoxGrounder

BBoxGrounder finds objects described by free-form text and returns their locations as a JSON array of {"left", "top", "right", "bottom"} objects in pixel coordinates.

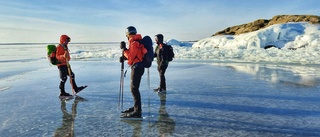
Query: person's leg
[
  {"left": 58, "top": 66, "right": 71, "bottom": 96},
  {"left": 69, "top": 70, "right": 78, "bottom": 90},
  {"left": 157, "top": 66, "right": 162, "bottom": 89},
  {"left": 159, "top": 65, "right": 168, "bottom": 91},
  {"left": 130, "top": 66, "right": 145, "bottom": 113}
]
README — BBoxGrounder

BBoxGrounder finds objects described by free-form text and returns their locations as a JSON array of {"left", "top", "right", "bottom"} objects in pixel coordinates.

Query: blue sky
[{"left": 0, "top": 0, "right": 319, "bottom": 43}]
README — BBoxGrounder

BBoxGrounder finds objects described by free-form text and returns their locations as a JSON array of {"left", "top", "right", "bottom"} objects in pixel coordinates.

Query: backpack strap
[
  {"left": 160, "top": 43, "right": 168, "bottom": 61},
  {"left": 59, "top": 44, "right": 68, "bottom": 50},
  {"left": 132, "top": 40, "right": 144, "bottom": 63},
  {"left": 133, "top": 55, "right": 142, "bottom": 62}
]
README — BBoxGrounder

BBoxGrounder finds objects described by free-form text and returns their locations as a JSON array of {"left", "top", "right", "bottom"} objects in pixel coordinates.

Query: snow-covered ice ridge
[
  {"left": 69, "top": 22, "right": 320, "bottom": 64},
  {"left": 192, "top": 22, "right": 320, "bottom": 64}
]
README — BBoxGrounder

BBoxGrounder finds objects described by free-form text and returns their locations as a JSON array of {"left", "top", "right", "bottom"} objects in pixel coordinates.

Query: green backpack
[{"left": 47, "top": 44, "right": 60, "bottom": 65}]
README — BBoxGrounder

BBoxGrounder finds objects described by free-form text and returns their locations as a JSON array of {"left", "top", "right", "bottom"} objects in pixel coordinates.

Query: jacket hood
[
  {"left": 129, "top": 34, "right": 142, "bottom": 42},
  {"left": 155, "top": 34, "right": 164, "bottom": 44},
  {"left": 60, "top": 34, "right": 70, "bottom": 44}
]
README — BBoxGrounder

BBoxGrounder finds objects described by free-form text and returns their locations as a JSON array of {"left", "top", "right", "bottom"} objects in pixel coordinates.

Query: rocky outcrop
[{"left": 213, "top": 15, "right": 320, "bottom": 36}]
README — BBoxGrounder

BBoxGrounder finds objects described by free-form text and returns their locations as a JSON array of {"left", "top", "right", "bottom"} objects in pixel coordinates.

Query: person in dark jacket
[{"left": 154, "top": 34, "right": 169, "bottom": 92}]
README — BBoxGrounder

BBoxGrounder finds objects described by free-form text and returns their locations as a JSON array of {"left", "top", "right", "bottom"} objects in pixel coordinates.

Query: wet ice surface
[{"left": 1, "top": 59, "right": 320, "bottom": 137}]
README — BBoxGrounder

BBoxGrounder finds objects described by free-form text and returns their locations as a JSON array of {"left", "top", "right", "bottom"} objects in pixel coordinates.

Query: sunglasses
[{"left": 66, "top": 38, "right": 71, "bottom": 42}]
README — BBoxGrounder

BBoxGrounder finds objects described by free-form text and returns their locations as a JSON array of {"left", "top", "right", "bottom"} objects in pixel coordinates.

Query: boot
[
  {"left": 59, "top": 92, "right": 72, "bottom": 97},
  {"left": 153, "top": 87, "right": 166, "bottom": 92},
  {"left": 120, "top": 111, "right": 142, "bottom": 118},
  {"left": 121, "top": 107, "right": 134, "bottom": 113},
  {"left": 75, "top": 86, "right": 87, "bottom": 94},
  {"left": 59, "top": 92, "right": 73, "bottom": 100}
]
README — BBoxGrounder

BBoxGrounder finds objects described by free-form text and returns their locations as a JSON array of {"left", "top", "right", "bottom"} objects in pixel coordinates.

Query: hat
[
  {"left": 125, "top": 26, "right": 137, "bottom": 35},
  {"left": 155, "top": 34, "right": 164, "bottom": 43},
  {"left": 60, "top": 34, "right": 70, "bottom": 44}
]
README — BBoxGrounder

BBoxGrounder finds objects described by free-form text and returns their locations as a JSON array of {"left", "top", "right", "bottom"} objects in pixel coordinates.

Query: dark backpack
[
  {"left": 47, "top": 44, "right": 60, "bottom": 65},
  {"left": 139, "top": 36, "right": 154, "bottom": 68},
  {"left": 166, "top": 45, "right": 174, "bottom": 62}
]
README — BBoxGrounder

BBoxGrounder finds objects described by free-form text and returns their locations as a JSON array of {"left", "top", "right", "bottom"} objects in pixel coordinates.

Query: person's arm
[
  {"left": 56, "top": 45, "right": 66, "bottom": 61},
  {"left": 154, "top": 46, "right": 158, "bottom": 58}
]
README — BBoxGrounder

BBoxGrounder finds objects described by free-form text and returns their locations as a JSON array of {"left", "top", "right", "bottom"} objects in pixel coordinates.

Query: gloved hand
[
  {"left": 119, "top": 56, "right": 127, "bottom": 63},
  {"left": 64, "top": 51, "right": 69, "bottom": 59},
  {"left": 120, "top": 41, "right": 127, "bottom": 50}
]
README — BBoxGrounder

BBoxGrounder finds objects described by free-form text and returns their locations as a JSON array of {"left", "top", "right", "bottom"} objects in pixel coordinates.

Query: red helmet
[{"left": 60, "top": 34, "right": 70, "bottom": 44}]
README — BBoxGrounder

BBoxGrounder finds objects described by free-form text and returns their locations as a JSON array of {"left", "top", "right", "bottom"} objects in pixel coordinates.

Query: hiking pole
[
  {"left": 119, "top": 41, "right": 126, "bottom": 110},
  {"left": 64, "top": 45, "right": 76, "bottom": 95},
  {"left": 147, "top": 68, "right": 150, "bottom": 90},
  {"left": 66, "top": 59, "right": 75, "bottom": 95}
]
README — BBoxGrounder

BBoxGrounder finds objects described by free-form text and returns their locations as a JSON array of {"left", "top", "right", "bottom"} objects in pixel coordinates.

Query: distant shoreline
[
  {"left": 0, "top": 42, "right": 119, "bottom": 45},
  {"left": 0, "top": 40, "right": 197, "bottom": 45}
]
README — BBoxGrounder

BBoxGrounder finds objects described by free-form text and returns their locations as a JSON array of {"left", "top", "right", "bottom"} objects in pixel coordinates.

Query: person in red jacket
[
  {"left": 120, "top": 26, "right": 147, "bottom": 118},
  {"left": 56, "top": 34, "right": 86, "bottom": 98}
]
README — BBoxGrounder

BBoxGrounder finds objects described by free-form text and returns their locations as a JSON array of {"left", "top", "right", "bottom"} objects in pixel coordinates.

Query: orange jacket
[
  {"left": 56, "top": 35, "right": 71, "bottom": 66},
  {"left": 124, "top": 34, "right": 147, "bottom": 65}
]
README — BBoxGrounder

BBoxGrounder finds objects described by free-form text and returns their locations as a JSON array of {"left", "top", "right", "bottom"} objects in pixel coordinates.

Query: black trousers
[
  {"left": 157, "top": 65, "right": 168, "bottom": 90},
  {"left": 58, "top": 65, "right": 77, "bottom": 93},
  {"left": 130, "top": 65, "right": 145, "bottom": 112}
]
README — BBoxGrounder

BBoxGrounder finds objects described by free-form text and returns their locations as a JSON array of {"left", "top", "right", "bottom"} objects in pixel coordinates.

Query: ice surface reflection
[
  {"left": 119, "top": 92, "right": 176, "bottom": 137},
  {"left": 217, "top": 63, "right": 320, "bottom": 87},
  {"left": 1, "top": 61, "right": 320, "bottom": 136},
  {"left": 54, "top": 96, "right": 87, "bottom": 137}
]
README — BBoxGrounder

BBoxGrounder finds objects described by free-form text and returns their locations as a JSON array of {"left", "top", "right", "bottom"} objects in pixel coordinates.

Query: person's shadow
[
  {"left": 54, "top": 96, "right": 87, "bottom": 137},
  {"left": 153, "top": 92, "right": 176, "bottom": 136},
  {"left": 120, "top": 93, "right": 176, "bottom": 136}
]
